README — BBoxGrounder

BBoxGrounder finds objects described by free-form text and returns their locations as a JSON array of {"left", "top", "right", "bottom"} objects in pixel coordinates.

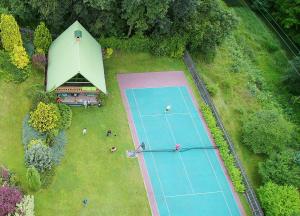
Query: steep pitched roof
[{"left": 46, "top": 21, "right": 106, "bottom": 93}]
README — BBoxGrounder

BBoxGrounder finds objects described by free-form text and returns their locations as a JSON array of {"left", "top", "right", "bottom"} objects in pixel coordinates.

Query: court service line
[
  {"left": 142, "top": 112, "right": 190, "bottom": 117},
  {"left": 164, "top": 114, "right": 195, "bottom": 194},
  {"left": 131, "top": 90, "right": 171, "bottom": 216},
  {"left": 165, "top": 190, "right": 223, "bottom": 198},
  {"left": 178, "top": 87, "right": 233, "bottom": 216}
]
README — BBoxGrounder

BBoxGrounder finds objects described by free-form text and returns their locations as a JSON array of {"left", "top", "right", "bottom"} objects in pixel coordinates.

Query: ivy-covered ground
[{"left": 194, "top": 5, "right": 299, "bottom": 190}]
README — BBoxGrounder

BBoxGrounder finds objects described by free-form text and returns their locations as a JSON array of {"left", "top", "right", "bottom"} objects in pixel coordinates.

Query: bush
[
  {"left": 29, "top": 102, "right": 60, "bottom": 133},
  {"left": 0, "top": 14, "right": 22, "bottom": 52},
  {"left": 32, "top": 53, "right": 46, "bottom": 72},
  {"left": 33, "top": 22, "right": 52, "bottom": 53},
  {"left": 40, "top": 168, "right": 55, "bottom": 188},
  {"left": 25, "top": 144, "right": 53, "bottom": 173},
  {"left": 259, "top": 151, "right": 300, "bottom": 187},
  {"left": 22, "top": 115, "right": 45, "bottom": 148},
  {"left": 26, "top": 166, "right": 41, "bottom": 192},
  {"left": 99, "top": 35, "right": 152, "bottom": 52},
  {"left": 242, "top": 109, "right": 293, "bottom": 155},
  {"left": 28, "top": 139, "right": 45, "bottom": 149},
  {"left": 200, "top": 103, "right": 245, "bottom": 192},
  {"left": 57, "top": 104, "right": 72, "bottom": 129},
  {"left": 0, "top": 166, "right": 20, "bottom": 187},
  {"left": 258, "top": 182, "right": 300, "bottom": 216},
  {"left": 0, "top": 50, "right": 29, "bottom": 83},
  {"left": 14, "top": 195, "right": 35, "bottom": 216},
  {"left": 30, "top": 91, "right": 56, "bottom": 111},
  {"left": 10, "top": 45, "right": 30, "bottom": 69},
  {"left": 0, "top": 185, "right": 22, "bottom": 216},
  {"left": 103, "top": 48, "right": 113, "bottom": 59},
  {"left": 151, "top": 35, "right": 186, "bottom": 58}
]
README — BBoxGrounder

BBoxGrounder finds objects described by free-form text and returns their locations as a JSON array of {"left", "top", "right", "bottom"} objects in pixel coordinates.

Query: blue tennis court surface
[{"left": 126, "top": 86, "right": 242, "bottom": 216}]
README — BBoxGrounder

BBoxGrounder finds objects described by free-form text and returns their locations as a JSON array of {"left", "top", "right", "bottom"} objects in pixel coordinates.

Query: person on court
[
  {"left": 175, "top": 143, "right": 181, "bottom": 151},
  {"left": 165, "top": 105, "right": 171, "bottom": 112}
]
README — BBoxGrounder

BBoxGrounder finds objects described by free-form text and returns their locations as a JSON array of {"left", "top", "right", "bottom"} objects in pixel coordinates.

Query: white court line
[
  {"left": 165, "top": 190, "right": 223, "bottom": 198},
  {"left": 178, "top": 87, "right": 233, "bottom": 216},
  {"left": 141, "top": 112, "right": 190, "bottom": 117},
  {"left": 164, "top": 114, "right": 195, "bottom": 194},
  {"left": 131, "top": 90, "right": 171, "bottom": 216}
]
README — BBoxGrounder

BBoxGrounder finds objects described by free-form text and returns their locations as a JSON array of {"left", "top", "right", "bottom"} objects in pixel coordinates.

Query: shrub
[
  {"left": 242, "top": 109, "right": 293, "bottom": 155},
  {"left": 0, "top": 50, "right": 29, "bottom": 83},
  {"left": 104, "top": 48, "right": 113, "bottom": 59},
  {"left": 258, "top": 182, "right": 300, "bottom": 216},
  {"left": 25, "top": 144, "right": 53, "bottom": 173},
  {"left": 151, "top": 35, "right": 186, "bottom": 58},
  {"left": 200, "top": 103, "right": 245, "bottom": 192},
  {"left": 0, "top": 166, "right": 19, "bottom": 187},
  {"left": 10, "top": 44, "right": 30, "bottom": 69},
  {"left": 32, "top": 53, "right": 46, "bottom": 71},
  {"left": 99, "top": 35, "right": 152, "bottom": 52},
  {"left": 0, "top": 14, "right": 22, "bottom": 52},
  {"left": 14, "top": 195, "right": 35, "bottom": 216},
  {"left": 29, "top": 102, "right": 60, "bottom": 133},
  {"left": 30, "top": 91, "right": 56, "bottom": 111},
  {"left": 259, "top": 151, "right": 300, "bottom": 187},
  {"left": 28, "top": 139, "right": 45, "bottom": 149},
  {"left": 26, "top": 166, "right": 41, "bottom": 192},
  {"left": 22, "top": 115, "right": 45, "bottom": 148},
  {"left": 33, "top": 22, "right": 52, "bottom": 53},
  {"left": 57, "top": 104, "right": 72, "bottom": 129},
  {"left": 50, "top": 131, "right": 67, "bottom": 165},
  {"left": 0, "top": 185, "right": 22, "bottom": 216},
  {"left": 40, "top": 168, "right": 55, "bottom": 188}
]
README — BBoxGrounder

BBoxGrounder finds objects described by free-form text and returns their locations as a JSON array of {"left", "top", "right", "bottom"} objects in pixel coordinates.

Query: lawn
[
  {"left": 193, "top": 5, "right": 297, "bottom": 190},
  {"left": 3, "top": 51, "right": 220, "bottom": 215}
]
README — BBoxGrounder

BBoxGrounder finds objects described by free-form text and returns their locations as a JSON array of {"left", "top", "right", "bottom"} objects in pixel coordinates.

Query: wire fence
[{"left": 183, "top": 51, "right": 264, "bottom": 216}]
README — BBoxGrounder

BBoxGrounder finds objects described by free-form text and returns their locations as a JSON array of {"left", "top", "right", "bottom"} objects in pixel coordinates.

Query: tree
[
  {"left": 258, "top": 182, "right": 300, "bottom": 216},
  {"left": 242, "top": 109, "right": 293, "bottom": 155},
  {"left": 0, "top": 185, "right": 22, "bottom": 216},
  {"left": 29, "top": 102, "right": 60, "bottom": 133},
  {"left": 0, "top": 14, "right": 22, "bottom": 52},
  {"left": 25, "top": 144, "right": 53, "bottom": 173},
  {"left": 259, "top": 151, "right": 300, "bottom": 187},
  {"left": 10, "top": 45, "right": 30, "bottom": 69},
  {"left": 26, "top": 166, "right": 41, "bottom": 191},
  {"left": 122, "top": 0, "right": 171, "bottom": 36},
  {"left": 33, "top": 22, "right": 52, "bottom": 53}
]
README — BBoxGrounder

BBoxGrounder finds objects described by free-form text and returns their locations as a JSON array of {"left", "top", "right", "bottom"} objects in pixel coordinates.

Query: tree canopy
[
  {"left": 258, "top": 182, "right": 300, "bottom": 216},
  {"left": 242, "top": 109, "right": 293, "bottom": 155},
  {"left": 4, "top": 0, "right": 237, "bottom": 56}
]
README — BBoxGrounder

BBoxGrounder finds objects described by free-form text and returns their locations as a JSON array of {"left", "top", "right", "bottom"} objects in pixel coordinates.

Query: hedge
[{"left": 200, "top": 103, "right": 245, "bottom": 193}]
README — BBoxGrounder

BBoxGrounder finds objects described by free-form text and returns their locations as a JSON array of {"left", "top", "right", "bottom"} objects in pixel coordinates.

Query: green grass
[
  {"left": 0, "top": 50, "right": 253, "bottom": 215},
  {"left": 193, "top": 6, "right": 297, "bottom": 192}
]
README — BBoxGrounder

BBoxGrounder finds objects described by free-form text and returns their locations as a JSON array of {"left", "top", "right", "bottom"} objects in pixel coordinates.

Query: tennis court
[{"left": 126, "top": 86, "right": 242, "bottom": 216}]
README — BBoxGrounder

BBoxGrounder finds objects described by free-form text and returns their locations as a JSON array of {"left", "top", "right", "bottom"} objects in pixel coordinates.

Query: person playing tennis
[
  {"left": 175, "top": 144, "right": 181, "bottom": 151},
  {"left": 165, "top": 105, "right": 171, "bottom": 113}
]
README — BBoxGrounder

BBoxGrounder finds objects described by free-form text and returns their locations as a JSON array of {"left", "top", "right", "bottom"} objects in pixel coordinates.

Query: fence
[{"left": 183, "top": 51, "right": 264, "bottom": 216}]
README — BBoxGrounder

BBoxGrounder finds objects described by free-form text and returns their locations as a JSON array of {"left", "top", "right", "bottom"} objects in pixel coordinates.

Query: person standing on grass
[
  {"left": 82, "top": 198, "right": 88, "bottom": 207},
  {"left": 83, "top": 100, "right": 87, "bottom": 109},
  {"left": 83, "top": 128, "right": 87, "bottom": 135},
  {"left": 106, "top": 129, "right": 112, "bottom": 137}
]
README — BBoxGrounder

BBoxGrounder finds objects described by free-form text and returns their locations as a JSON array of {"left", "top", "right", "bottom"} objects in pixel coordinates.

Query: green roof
[{"left": 46, "top": 21, "right": 106, "bottom": 93}]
